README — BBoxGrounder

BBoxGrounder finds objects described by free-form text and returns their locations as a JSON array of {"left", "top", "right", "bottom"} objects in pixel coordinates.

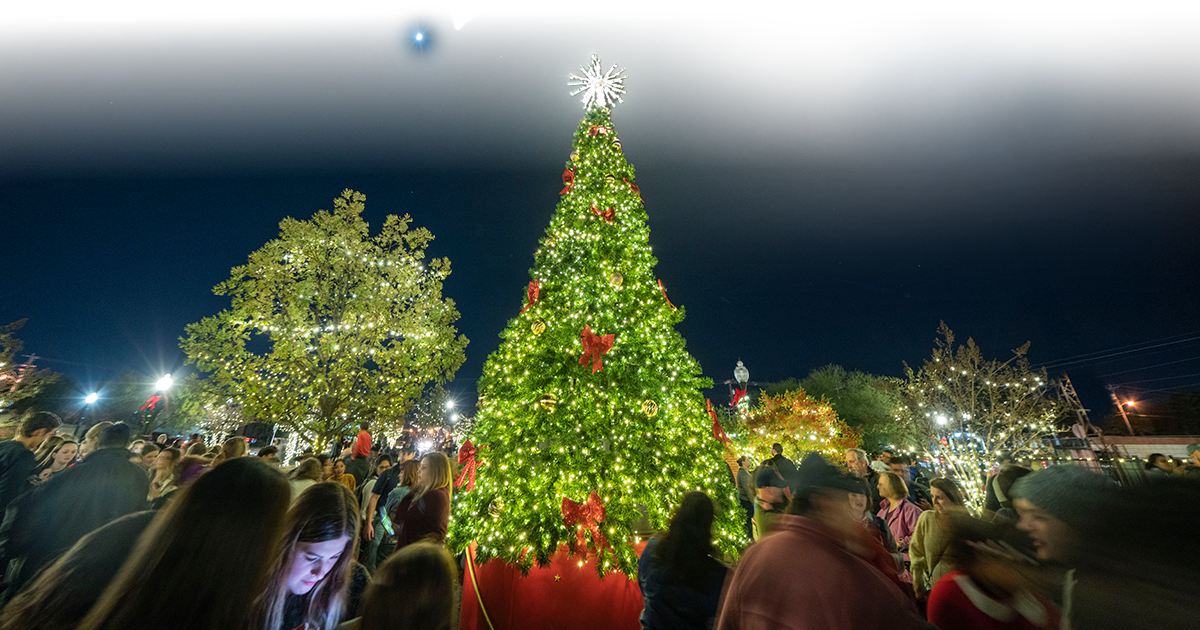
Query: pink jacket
[
  {"left": 717, "top": 514, "right": 926, "bottom": 630},
  {"left": 878, "top": 498, "right": 922, "bottom": 559}
]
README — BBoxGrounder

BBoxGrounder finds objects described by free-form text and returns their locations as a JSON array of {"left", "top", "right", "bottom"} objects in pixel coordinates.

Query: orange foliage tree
[{"left": 731, "top": 389, "right": 862, "bottom": 465}]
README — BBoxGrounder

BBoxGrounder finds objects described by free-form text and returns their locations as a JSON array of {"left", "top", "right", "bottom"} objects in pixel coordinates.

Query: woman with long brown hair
[
  {"left": 390, "top": 452, "right": 452, "bottom": 550},
  {"left": 348, "top": 541, "right": 458, "bottom": 630},
  {"left": 148, "top": 447, "right": 181, "bottom": 502},
  {"left": 32, "top": 439, "right": 78, "bottom": 484},
  {"left": 909, "top": 477, "right": 969, "bottom": 599},
  {"left": 263, "top": 482, "right": 362, "bottom": 630},
  {"left": 73, "top": 457, "right": 291, "bottom": 630}
]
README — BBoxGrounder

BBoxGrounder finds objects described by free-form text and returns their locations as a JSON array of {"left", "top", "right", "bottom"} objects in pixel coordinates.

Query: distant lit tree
[
  {"left": 181, "top": 189, "right": 469, "bottom": 448},
  {"left": 732, "top": 389, "right": 862, "bottom": 464},
  {"left": 897, "top": 322, "right": 1064, "bottom": 511},
  {"left": 766, "top": 365, "right": 907, "bottom": 453},
  {"left": 0, "top": 319, "right": 59, "bottom": 429}
]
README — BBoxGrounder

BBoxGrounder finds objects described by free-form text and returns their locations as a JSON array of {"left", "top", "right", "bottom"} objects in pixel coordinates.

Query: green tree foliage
[
  {"left": 409, "top": 382, "right": 452, "bottom": 431},
  {"left": 181, "top": 190, "right": 468, "bottom": 447},
  {"left": 0, "top": 319, "right": 60, "bottom": 429},
  {"left": 448, "top": 107, "right": 744, "bottom": 578},
  {"left": 896, "top": 322, "right": 1065, "bottom": 511},
  {"left": 769, "top": 365, "right": 910, "bottom": 453}
]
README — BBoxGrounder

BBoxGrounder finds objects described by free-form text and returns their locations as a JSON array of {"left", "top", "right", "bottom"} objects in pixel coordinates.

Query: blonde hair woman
[{"left": 389, "top": 452, "right": 453, "bottom": 550}]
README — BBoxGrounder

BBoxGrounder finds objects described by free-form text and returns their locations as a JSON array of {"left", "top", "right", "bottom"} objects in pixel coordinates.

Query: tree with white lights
[
  {"left": 448, "top": 57, "right": 744, "bottom": 578},
  {"left": 181, "top": 189, "right": 468, "bottom": 448},
  {"left": 896, "top": 322, "right": 1064, "bottom": 511},
  {"left": 0, "top": 319, "right": 59, "bottom": 429}
]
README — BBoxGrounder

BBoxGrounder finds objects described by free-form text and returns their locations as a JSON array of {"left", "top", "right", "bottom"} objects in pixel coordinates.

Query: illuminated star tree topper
[{"left": 568, "top": 55, "right": 628, "bottom": 110}]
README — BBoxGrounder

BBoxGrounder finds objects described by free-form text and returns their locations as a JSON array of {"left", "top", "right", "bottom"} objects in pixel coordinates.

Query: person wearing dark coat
[
  {"left": 767, "top": 443, "right": 798, "bottom": 496},
  {"left": 343, "top": 454, "right": 372, "bottom": 489},
  {"left": 0, "top": 413, "right": 60, "bottom": 515},
  {"left": 0, "top": 423, "right": 148, "bottom": 603}
]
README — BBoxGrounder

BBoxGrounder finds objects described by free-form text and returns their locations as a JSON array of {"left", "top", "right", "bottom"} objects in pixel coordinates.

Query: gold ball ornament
[
  {"left": 605, "top": 173, "right": 616, "bottom": 185},
  {"left": 609, "top": 272, "right": 624, "bottom": 287},
  {"left": 539, "top": 392, "right": 558, "bottom": 411},
  {"left": 570, "top": 150, "right": 580, "bottom": 162},
  {"left": 489, "top": 499, "right": 504, "bottom": 517},
  {"left": 545, "top": 237, "right": 556, "bottom": 247},
  {"left": 641, "top": 400, "right": 659, "bottom": 417},
  {"left": 531, "top": 320, "right": 547, "bottom": 335},
  {"left": 612, "top": 139, "right": 622, "bottom": 150}
]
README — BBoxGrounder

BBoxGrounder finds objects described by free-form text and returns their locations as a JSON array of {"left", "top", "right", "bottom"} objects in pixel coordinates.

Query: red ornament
[
  {"left": 658, "top": 279, "right": 676, "bottom": 311},
  {"left": 708, "top": 399, "right": 731, "bottom": 443},
  {"left": 623, "top": 177, "right": 642, "bottom": 202},
  {"left": 455, "top": 439, "right": 482, "bottom": 491},
  {"left": 521, "top": 280, "right": 540, "bottom": 314},
  {"left": 590, "top": 202, "right": 615, "bottom": 224},
  {"left": 561, "top": 491, "right": 608, "bottom": 553},
  {"left": 731, "top": 388, "right": 747, "bottom": 408},
  {"left": 578, "top": 325, "right": 615, "bottom": 374},
  {"left": 588, "top": 125, "right": 612, "bottom": 136},
  {"left": 560, "top": 169, "right": 575, "bottom": 195}
]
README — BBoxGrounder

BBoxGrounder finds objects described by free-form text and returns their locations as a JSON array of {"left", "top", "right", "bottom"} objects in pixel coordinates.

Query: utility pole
[{"left": 1107, "top": 385, "right": 1135, "bottom": 436}]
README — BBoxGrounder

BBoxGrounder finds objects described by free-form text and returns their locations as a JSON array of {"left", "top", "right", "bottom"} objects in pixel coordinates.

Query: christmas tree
[{"left": 449, "top": 57, "right": 745, "bottom": 577}]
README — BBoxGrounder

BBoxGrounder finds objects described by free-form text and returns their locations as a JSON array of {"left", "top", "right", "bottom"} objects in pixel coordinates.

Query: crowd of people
[
  {"left": 0, "top": 410, "right": 1197, "bottom": 630},
  {"left": 641, "top": 443, "right": 1200, "bottom": 630},
  {"left": 0, "top": 414, "right": 458, "bottom": 630}
]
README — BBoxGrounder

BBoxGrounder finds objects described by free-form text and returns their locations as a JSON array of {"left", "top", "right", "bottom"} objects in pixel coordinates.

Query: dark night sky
[{"left": 4, "top": 5, "right": 1200, "bottom": 418}]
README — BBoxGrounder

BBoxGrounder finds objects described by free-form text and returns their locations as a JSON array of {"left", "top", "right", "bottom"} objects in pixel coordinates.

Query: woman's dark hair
[
  {"left": 75, "top": 458, "right": 291, "bottom": 630},
  {"left": 1145, "top": 453, "right": 1166, "bottom": 470},
  {"left": 930, "top": 478, "right": 965, "bottom": 507},
  {"left": 290, "top": 457, "right": 324, "bottom": 482},
  {"left": 257, "top": 445, "right": 279, "bottom": 458},
  {"left": 944, "top": 513, "right": 1037, "bottom": 569},
  {"left": 262, "top": 483, "right": 360, "bottom": 630},
  {"left": 653, "top": 491, "right": 720, "bottom": 590},
  {"left": 358, "top": 541, "right": 457, "bottom": 630},
  {"left": 141, "top": 443, "right": 161, "bottom": 457}
]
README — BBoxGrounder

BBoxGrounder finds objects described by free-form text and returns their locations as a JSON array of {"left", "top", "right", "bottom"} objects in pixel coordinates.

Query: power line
[
  {"left": 1037, "top": 333, "right": 1200, "bottom": 369},
  {"left": 1125, "top": 381, "right": 1200, "bottom": 395},
  {"left": 1108, "top": 372, "right": 1200, "bottom": 386},
  {"left": 1035, "top": 331, "right": 1200, "bottom": 367},
  {"left": 1098, "top": 356, "right": 1200, "bottom": 378}
]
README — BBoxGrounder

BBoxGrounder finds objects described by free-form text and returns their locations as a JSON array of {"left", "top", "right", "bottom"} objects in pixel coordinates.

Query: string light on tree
[{"left": 448, "top": 57, "right": 746, "bottom": 579}]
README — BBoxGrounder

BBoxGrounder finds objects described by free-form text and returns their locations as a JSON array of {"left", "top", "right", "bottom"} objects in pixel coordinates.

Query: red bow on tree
[
  {"left": 454, "top": 440, "right": 481, "bottom": 492},
  {"left": 590, "top": 202, "right": 615, "bottom": 224},
  {"left": 560, "top": 169, "right": 575, "bottom": 195},
  {"left": 139, "top": 395, "right": 167, "bottom": 413},
  {"left": 561, "top": 491, "right": 608, "bottom": 553},
  {"left": 588, "top": 125, "right": 612, "bottom": 136},
  {"left": 578, "top": 325, "right": 615, "bottom": 374},
  {"left": 708, "top": 399, "right": 732, "bottom": 443},
  {"left": 521, "top": 280, "right": 540, "bottom": 314},
  {"left": 623, "top": 177, "right": 642, "bottom": 202},
  {"left": 731, "top": 388, "right": 747, "bottom": 408},
  {"left": 658, "top": 279, "right": 676, "bottom": 311}
]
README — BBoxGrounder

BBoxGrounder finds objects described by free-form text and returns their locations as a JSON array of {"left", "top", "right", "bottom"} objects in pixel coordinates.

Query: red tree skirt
[{"left": 460, "top": 543, "right": 647, "bottom": 630}]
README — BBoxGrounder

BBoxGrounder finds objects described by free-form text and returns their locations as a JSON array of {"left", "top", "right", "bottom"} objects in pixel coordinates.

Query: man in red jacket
[{"left": 717, "top": 453, "right": 929, "bottom": 630}]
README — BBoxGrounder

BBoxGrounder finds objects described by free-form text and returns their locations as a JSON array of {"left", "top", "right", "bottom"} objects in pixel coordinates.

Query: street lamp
[
  {"left": 445, "top": 399, "right": 455, "bottom": 410},
  {"left": 156, "top": 374, "right": 173, "bottom": 391},
  {"left": 734, "top": 361, "right": 749, "bottom": 387},
  {"left": 84, "top": 392, "right": 99, "bottom": 404}
]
